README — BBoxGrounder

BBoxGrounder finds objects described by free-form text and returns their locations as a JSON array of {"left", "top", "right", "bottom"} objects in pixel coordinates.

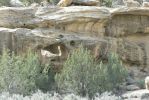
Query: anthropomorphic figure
[
  {"left": 40, "top": 46, "right": 62, "bottom": 73},
  {"left": 40, "top": 46, "right": 62, "bottom": 62}
]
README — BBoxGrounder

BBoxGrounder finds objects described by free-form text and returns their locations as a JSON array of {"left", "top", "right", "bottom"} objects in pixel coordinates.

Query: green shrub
[
  {"left": 36, "top": 67, "right": 57, "bottom": 92},
  {"left": 55, "top": 46, "right": 127, "bottom": 97},
  {"left": 49, "top": 0, "right": 60, "bottom": 4},
  {"left": 100, "top": 0, "right": 112, "bottom": 7},
  {"left": 0, "top": 49, "right": 57, "bottom": 95},
  {"left": 55, "top": 47, "right": 95, "bottom": 96},
  {"left": 20, "top": 0, "right": 42, "bottom": 6},
  {"left": 136, "top": 79, "right": 145, "bottom": 89},
  {"left": 0, "top": 49, "right": 41, "bottom": 95},
  {"left": 0, "top": 0, "right": 112, "bottom": 7},
  {"left": 105, "top": 53, "right": 128, "bottom": 90},
  {"left": 0, "top": 0, "right": 10, "bottom": 6}
]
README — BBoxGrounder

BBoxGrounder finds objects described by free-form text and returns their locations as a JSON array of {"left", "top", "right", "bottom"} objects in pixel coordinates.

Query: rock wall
[{"left": 0, "top": 6, "right": 149, "bottom": 72}]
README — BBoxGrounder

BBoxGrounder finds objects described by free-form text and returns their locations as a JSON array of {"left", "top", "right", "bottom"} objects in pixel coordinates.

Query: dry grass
[{"left": 0, "top": 91, "right": 121, "bottom": 100}]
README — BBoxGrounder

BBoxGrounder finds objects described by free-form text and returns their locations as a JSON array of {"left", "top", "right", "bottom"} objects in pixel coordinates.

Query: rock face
[{"left": 0, "top": 6, "right": 149, "bottom": 75}]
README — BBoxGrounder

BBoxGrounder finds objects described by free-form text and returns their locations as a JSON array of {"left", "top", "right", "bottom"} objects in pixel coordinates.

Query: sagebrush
[
  {"left": 0, "top": 0, "right": 10, "bottom": 6},
  {"left": 0, "top": 0, "right": 113, "bottom": 7},
  {"left": 0, "top": 0, "right": 60, "bottom": 6},
  {"left": 0, "top": 48, "right": 58, "bottom": 95},
  {"left": 55, "top": 46, "right": 127, "bottom": 97},
  {"left": 101, "top": 0, "right": 112, "bottom": 7},
  {"left": 20, "top": 0, "right": 60, "bottom": 5},
  {"left": 0, "top": 49, "right": 41, "bottom": 95}
]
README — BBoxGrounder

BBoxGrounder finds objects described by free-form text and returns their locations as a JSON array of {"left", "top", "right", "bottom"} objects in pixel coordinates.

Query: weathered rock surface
[
  {"left": 122, "top": 89, "right": 149, "bottom": 100},
  {"left": 126, "top": 84, "right": 140, "bottom": 91},
  {"left": 0, "top": 6, "right": 149, "bottom": 75}
]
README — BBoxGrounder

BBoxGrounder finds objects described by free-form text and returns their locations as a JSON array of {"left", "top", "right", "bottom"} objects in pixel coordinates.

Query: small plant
[
  {"left": 100, "top": 0, "right": 112, "bottom": 7},
  {"left": 36, "top": 67, "right": 56, "bottom": 92},
  {"left": 50, "top": 0, "right": 60, "bottom": 4},
  {"left": 0, "top": 0, "right": 10, "bottom": 6},
  {"left": 0, "top": 49, "right": 58, "bottom": 95},
  {"left": 20, "top": 0, "right": 42, "bottom": 6},
  {"left": 105, "top": 53, "right": 128, "bottom": 90},
  {"left": 136, "top": 79, "right": 145, "bottom": 89},
  {"left": 20, "top": 0, "right": 59, "bottom": 6},
  {"left": 55, "top": 46, "right": 127, "bottom": 98}
]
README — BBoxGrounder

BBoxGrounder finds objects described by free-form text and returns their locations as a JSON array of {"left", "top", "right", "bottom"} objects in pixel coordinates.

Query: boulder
[
  {"left": 126, "top": 77, "right": 136, "bottom": 85},
  {"left": 126, "top": 85, "right": 140, "bottom": 91},
  {"left": 122, "top": 89, "right": 149, "bottom": 100}
]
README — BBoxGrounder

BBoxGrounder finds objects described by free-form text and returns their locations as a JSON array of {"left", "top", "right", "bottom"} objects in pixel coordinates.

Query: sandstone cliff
[
  {"left": 0, "top": 6, "right": 149, "bottom": 67},
  {"left": 0, "top": 6, "right": 149, "bottom": 89},
  {"left": 0, "top": 6, "right": 149, "bottom": 79}
]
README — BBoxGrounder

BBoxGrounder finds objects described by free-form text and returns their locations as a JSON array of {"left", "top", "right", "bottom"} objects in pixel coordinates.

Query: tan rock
[
  {"left": 0, "top": 27, "right": 145, "bottom": 69},
  {"left": 57, "top": 0, "right": 72, "bottom": 7},
  {"left": 1, "top": 6, "right": 149, "bottom": 73}
]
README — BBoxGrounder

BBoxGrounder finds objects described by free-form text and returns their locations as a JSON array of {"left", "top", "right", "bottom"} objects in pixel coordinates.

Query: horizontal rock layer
[{"left": 0, "top": 6, "right": 149, "bottom": 70}]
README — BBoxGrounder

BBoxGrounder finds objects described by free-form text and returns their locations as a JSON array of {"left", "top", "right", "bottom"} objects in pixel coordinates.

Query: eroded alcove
[{"left": 43, "top": 43, "right": 69, "bottom": 60}]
